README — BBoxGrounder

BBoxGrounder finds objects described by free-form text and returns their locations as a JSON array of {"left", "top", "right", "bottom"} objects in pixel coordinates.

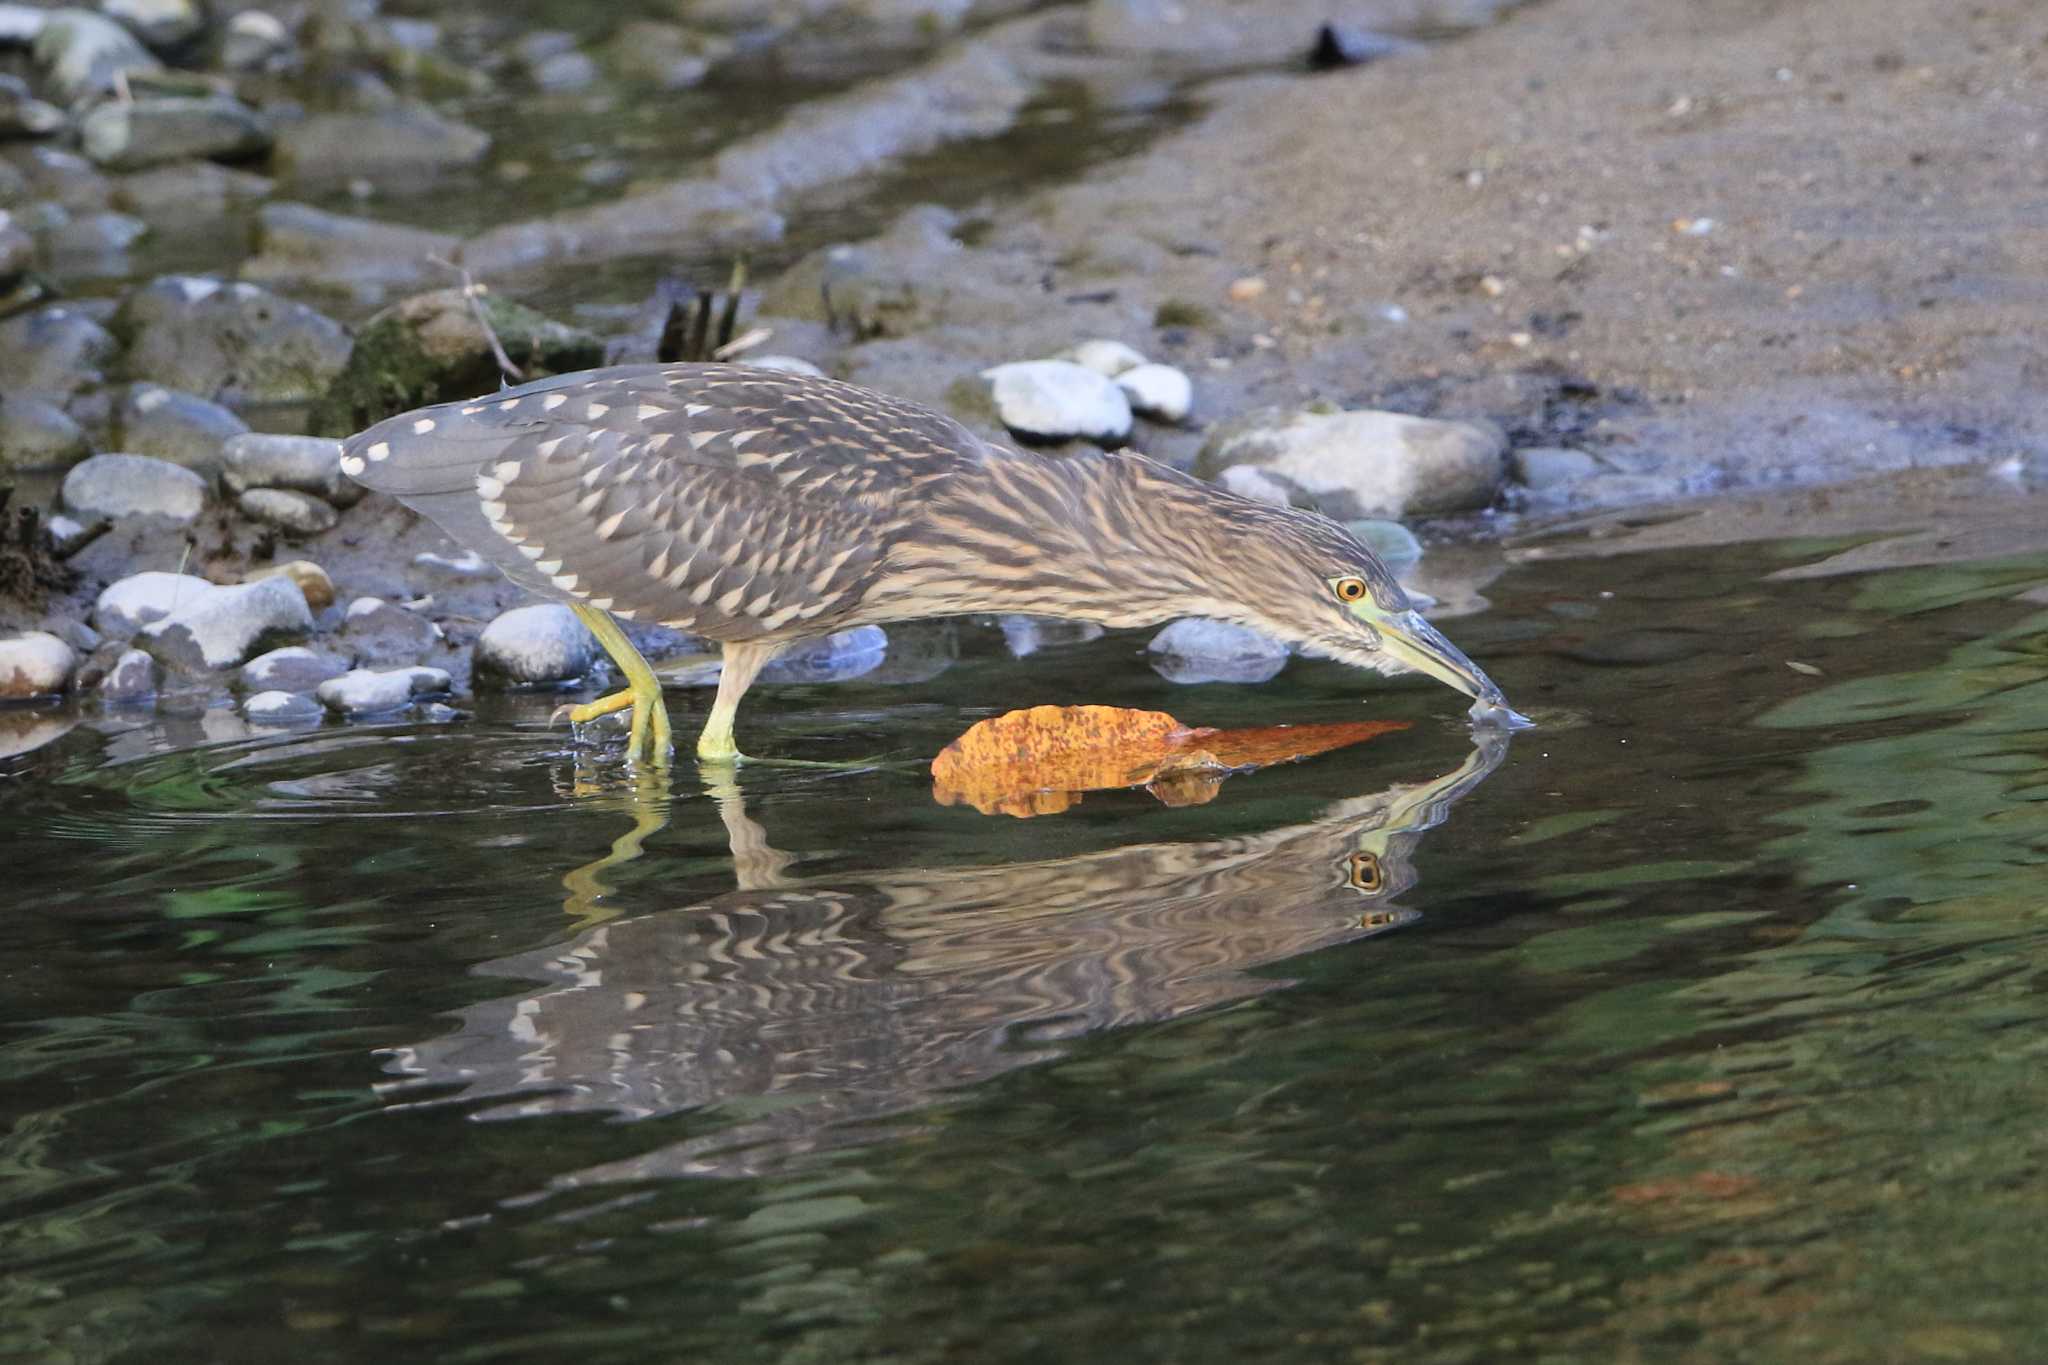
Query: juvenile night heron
[{"left": 341, "top": 363, "right": 1517, "bottom": 764}]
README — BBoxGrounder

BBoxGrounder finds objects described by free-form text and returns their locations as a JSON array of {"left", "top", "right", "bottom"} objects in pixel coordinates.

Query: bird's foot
[{"left": 554, "top": 687, "right": 673, "bottom": 767}]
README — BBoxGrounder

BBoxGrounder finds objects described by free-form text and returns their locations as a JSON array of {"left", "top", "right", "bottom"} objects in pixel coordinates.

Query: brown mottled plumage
[{"left": 342, "top": 363, "right": 1506, "bottom": 763}]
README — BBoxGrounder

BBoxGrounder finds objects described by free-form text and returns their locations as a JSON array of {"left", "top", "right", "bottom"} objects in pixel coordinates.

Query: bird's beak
[{"left": 1373, "top": 609, "right": 1502, "bottom": 704}]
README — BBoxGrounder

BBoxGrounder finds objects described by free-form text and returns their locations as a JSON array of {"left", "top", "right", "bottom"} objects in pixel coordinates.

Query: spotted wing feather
[{"left": 342, "top": 364, "right": 982, "bottom": 640}]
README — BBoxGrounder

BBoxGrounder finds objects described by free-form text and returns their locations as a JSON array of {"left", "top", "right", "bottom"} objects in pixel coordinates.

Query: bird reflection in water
[{"left": 378, "top": 732, "right": 1509, "bottom": 1181}]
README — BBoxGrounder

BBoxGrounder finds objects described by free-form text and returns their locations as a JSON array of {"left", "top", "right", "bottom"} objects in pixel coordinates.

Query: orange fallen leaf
[{"left": 931, "top": 704, "right": 1408, "bottom": 818}]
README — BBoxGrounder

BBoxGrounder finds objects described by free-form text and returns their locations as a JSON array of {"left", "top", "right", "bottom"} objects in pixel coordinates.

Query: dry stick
[{"left": 428, "top": 255, "right": 523, "bottom": 385}]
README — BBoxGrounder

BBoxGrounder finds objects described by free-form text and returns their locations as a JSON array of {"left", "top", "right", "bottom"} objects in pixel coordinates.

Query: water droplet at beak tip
[{"left": 1468, "top": 692, "right": 1536, "bottom": 731}]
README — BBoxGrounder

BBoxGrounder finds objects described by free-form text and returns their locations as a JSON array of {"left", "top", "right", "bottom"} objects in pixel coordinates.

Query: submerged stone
[
  {"left": 316, "top": 665, "right": 451, "bottom": 716},
  {"left": 1147, "top": 618, "right": 1289, "bottom": 686}
]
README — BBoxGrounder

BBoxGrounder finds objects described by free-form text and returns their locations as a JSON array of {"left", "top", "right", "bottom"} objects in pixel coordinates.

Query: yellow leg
[
  {"left": 562, "top": 604, "right": 673, "bottom": 766},
  {"left": 696, "top": 641, "right": 775, "bottom": 763}
]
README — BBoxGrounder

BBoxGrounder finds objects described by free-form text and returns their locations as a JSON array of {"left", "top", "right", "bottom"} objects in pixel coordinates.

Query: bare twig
[{"left": 429, "top": 254, "right": 523, "bottom": 385}]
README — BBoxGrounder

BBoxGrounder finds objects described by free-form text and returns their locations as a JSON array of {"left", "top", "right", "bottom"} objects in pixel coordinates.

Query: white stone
[
  {"left": 221, "top": 432, "right": 353, "bottom": 503},
  {"left": 240, "top": 645, "right": 349, "bottom": 692},
  {"left": 316, "top": 666, "right": 452, "bottom": 716},
  {"left": 758, "top": 626, "right": 888, "bottom": 684},
  {"left": 61, "top": 453, "right": 209, "bottom": 524},
  {"left": 999, "top": 616, "right": 1103, "bottom": 658},
  {"left": 0, "top": 632, "right": 76, "bottom": 699},
  {"left": 474, "top": 603, "right": 596, "bottom": 686},
  {"left": 139, "top": 576, "right": 312, "bottom": 671},
  {"left": 1067, "top": 339, "right": 1147, "bottom": 377},
  {"left": 1147, "top": 618, "right": 1289, "bottom": 686},
  {"left": 237, "top": 488, "right": 339, "bottom": 535},
  {"left": 97, "top": 647, "right": 157, "bottom": 702},
  {"left": 1116, "top": 362, "right": 1192, "bottom": 423},
  {"left": 244, "top": 689, "right": 323, "bottom": 723},
  {"left": 1196, "top": 409, "right": 1506, "bottom": 520},
  {"left": 745, "top": 354, "right": 826, "bottom": 378},
  {"left": 93, "top": 570, "right": 214, "bottom": 636},
  {"left": 980, "top": 360, "right": 1132, "bottom": 445}
]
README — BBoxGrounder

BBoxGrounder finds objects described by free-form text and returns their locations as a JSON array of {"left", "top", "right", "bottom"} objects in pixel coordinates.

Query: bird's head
[{"left": 1206, "top": 503, "right": 1509, "bottom": 709}]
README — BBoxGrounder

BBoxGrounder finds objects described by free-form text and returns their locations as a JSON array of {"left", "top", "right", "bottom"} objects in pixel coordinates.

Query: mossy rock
[{"left": 306, "top": 289, "right": 603, "bottom": 437}]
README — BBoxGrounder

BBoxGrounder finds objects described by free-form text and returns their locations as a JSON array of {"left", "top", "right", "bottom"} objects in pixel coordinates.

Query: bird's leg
[
  {"left": 696, "top": 640, "right": 774, "bottom": 763},
  {"left": 562, "top": 604, "right": 674, "bottom": 766}
]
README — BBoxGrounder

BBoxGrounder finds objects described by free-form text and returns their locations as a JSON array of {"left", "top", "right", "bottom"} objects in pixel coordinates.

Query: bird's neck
[{"left": 864, "top": 447, "right": 1251, "bottom": 629}]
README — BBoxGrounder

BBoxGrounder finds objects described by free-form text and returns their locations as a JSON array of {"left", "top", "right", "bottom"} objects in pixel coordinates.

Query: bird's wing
[{"left": 342, "top": 364, "right": 979, "bottom": 638}]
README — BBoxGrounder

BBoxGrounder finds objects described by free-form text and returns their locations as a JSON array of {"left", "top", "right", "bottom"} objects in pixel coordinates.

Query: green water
[{"left": 4, "top": 521, "right": 2048, "bottom": 1363}]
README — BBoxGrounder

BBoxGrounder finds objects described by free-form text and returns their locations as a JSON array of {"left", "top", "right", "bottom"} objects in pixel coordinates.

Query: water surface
[{"left": 4, "top": 487, "right": 2048, "bottom": 1362}]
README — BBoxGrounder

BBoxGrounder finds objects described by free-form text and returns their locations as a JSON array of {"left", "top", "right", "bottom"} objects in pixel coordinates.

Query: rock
[
  {"left": 219, "top": 431, "right": 355, "bottom": 505},
  {"left": 759, "top": 626, "right": 887, "bottom": 684},
  {"left": 243, "top": 560, "right": 334, "bottom": 611},
  {"left": 0, "top": 306, "right": 118, "bottom": 399},
  {"left": 1195, "top": 408, "right": 1507, "bottom": 520},
  {"left": 115, "top": 383, "right": 248, "bottom": 470},
  {"left": 0, "top": 6, "right": 48, "bottom": 45},
  {"left": 243, "top": 689, "right": 323, "bottom": 723},
  {"left": 604, "top": 21, "right": 730, "bottom": 90},
  {"left": 1309, "top": 22, "right": 1411, "bottom": 70},
  {"left": 273, "top": 105, "right": 491, "bottom": 186},
  {"left": 116, "top": 275, "right": 353, "bottom": 408},
  {"left": 220, "top": 9, "right": 290, "bottom": 71},
  {"left": 239, "top": 643, "right": 347, "bottom": 692},
  {"left": 308, "top": 288, "right": 602, "bottom": 436},
  {"left": 115, "top": 162, "right": 272, "bottom": 225},
  {"left": 80, "top": 96, "right": 270, "bottom": 172},
  {"left": 998, "top": 616, "right": 1103, "bottom": 658},
  {"left": 0, "top": 631, "right": 75, "bottom": 699},
  {"left": 1067, "top": 338, "right": 1146, "bottom": 376},
  {"left": 1570, "top": 472, "right": 1690, "bottom": 508},
  {"left": 51, "top": 618, "right": 100, "bottom": 654},
  {"left": 413, "top": 547, "right": 489, "bottom": 578},
  {"left": 1147, "top": 618, "right": 1289, "bottom": 685},
  {"left": 316, "top": 665, "right": 450, "bottom": 716},
  {"left": 33, "top": 8, "right": 161, "bottom": 101},
  {"left": 473, "top": 603, "right": 595, "bottom": 686},
  {"left": 0, "top": 74, "right": 63, "bottom": 139},
  {"left": 242, "top": 201, "right": 458, "bottom": 294},
  {"left": 237, "top": 487, "right": 338, "bottom": 535},
  {"left": 1512, "top": 446, "right": 1601, "bottom": 491},
  {"left": 41, "top": 208, "right": 146, "bottom": 278},
  {"left": 981, "top": 360, "right": 1132, "bottom": 446},
  {"left": 100, "top": 0, "right": 204, "bottom": 51},
  {"left": 1344, "top": 518, "right": 1425, "bottom": 572},
  {"left": 0, "top": 394, "right": 89, "bottom": 472},
  {"left": 13, "top": 147, "right": 111, "bottom": 212},
  {"left": 1116, "top": 362, "right": 1192, "bottom": 423},
  {"left": 45, "top": 514, "right": 90, "bottom": 555},
  {"left": 138, "top": 575, "right": 311, "bottom": 671},
  {"left": 61, "top": 453, "right": 208, "bottom": 523},
  {"left": 513, "top": 30, "right": 597, "bottom": 92},
  {"left": 97, "top": 646, "right": 155, "bottom": 701},
  {"left": 744, "top": 354, "right": 826, "bottom": 378},
  {"left": 339, "top": 595, "right": 442, "bottom": 664},
  {"left": 0, "top": 211, "right": 31, "bottom": 279},
  {"left": 93, "top": 569, "right": 213, "bottom": 635}
]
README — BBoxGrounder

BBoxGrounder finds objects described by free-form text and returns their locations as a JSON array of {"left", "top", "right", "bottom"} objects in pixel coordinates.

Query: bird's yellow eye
[{"left": 1332, "top": 576, "right": 1370, "bottom": 604}]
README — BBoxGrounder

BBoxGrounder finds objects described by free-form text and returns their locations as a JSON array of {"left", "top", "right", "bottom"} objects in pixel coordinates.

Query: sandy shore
[{"left": 833, "top": 0, "right": 2048, "bottom": 503}]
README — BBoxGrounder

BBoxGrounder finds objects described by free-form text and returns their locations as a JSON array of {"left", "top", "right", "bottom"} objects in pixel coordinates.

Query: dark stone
[{"left": 308, "top": 288, "right": 602, "bottom": 436}]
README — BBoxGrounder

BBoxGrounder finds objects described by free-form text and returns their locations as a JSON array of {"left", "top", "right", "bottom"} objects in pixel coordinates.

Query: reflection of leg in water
[
  {"left": 707, "top": 774, "right": 799, "bottom": 892},
  {"left": 559, "top": 766, "right": 674, "bottom": 930}
]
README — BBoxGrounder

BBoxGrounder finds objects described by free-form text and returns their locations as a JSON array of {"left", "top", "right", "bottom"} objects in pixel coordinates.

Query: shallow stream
[{"left": 5, "top": 481, "right": 2046, "bottom": 1361}]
